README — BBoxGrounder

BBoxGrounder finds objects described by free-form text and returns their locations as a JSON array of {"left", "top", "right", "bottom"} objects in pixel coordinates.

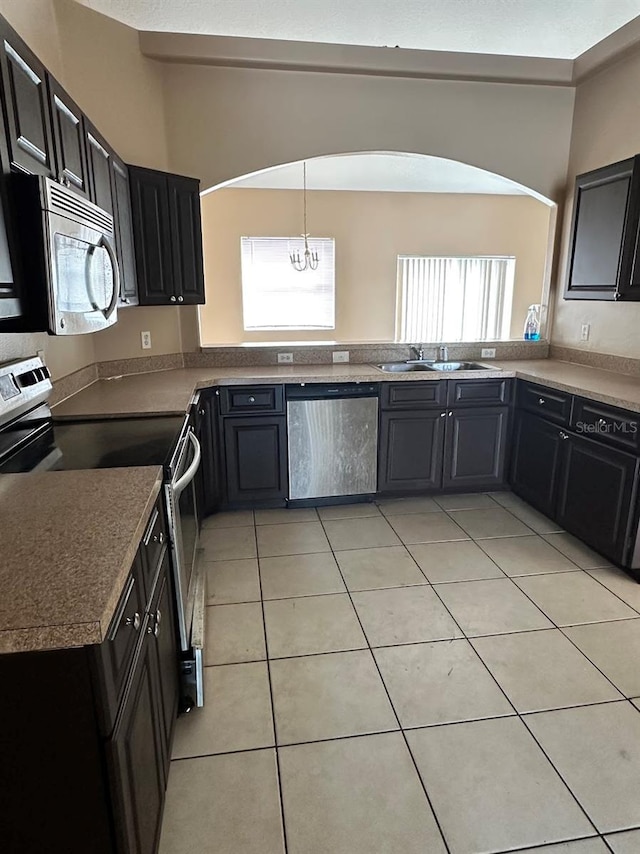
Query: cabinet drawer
[
  {"left": 447, "top": 378, "right": 511, "bottom": 407},
  {"left": 571, "top": 397, "right": 640, "bottom": 453},
  {"left": 140, "top": 505, "right": 167, "bottom": 601},
  {"left": 381, "top": 381, "right": 447, "bottom": 410},
  {"left": 517, "top": 381, "right": 573, "bottom": 424},
  {"left": 94, "top": 553, "right": 146, "bottom": 734},
  {"left": 220, "top": 385, "right": 284, "bottom": 415}
]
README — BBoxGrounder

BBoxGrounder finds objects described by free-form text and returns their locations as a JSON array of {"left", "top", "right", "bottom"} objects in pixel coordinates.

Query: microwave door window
[{"left": 54, "top": 233, "right": 114, "bottom": 314}]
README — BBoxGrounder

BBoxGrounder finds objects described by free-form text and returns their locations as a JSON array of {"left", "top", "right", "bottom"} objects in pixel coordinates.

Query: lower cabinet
[
  {"left": 443, "top": 406, "right": 509, "bottom": 489},
  {"left": 510, "top": 406, "right": 640, "bottom": 567},
  {"left": 378, "top": 410, "right": 445, "bottom": 492},
  {"left": 223, "top": 415, "right": 288, "bottom": 504}
]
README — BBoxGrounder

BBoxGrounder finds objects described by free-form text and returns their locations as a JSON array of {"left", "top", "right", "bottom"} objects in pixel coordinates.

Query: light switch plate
[
  {"left": 481, "top": 348, "right": 496, "bottom": 358},
  {"left": 277, "top": 352, "right": 293, "bottom": 364},
  {"left": 332, "top": 351, "right": 350, "bottom": 363},
  {"left": 141, "top": 331, "right": 152, "bottom": 350}
]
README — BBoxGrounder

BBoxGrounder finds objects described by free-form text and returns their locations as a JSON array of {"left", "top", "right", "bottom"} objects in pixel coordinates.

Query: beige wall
[
  {"left": 0, "top": 0, "right": 185, "bottom": 379},
  {"left": 163, "top": 65, "right": 574, "bottom": 204},
  {"left": 552, "top": 48, "right": 640, "bottom": 358},
  {"left": 200, "top": 188, "right": 551, "bottom": 345}
]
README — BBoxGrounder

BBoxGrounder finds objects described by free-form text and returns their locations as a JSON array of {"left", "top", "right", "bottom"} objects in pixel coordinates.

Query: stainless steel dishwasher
[{"left": 286, "top": 383, "right": 379, "bottom": 500}]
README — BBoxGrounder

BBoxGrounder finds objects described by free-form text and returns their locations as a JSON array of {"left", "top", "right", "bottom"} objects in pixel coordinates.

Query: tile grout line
[
  {"left": 315, "top": 514, "right": 455, "bottom": 854},
  {"left": 253, "top": 519, "right": 290, "bottom": 854}
]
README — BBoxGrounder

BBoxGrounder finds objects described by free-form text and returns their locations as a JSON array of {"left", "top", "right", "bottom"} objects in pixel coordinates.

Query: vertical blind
[
  {"left": 396, "top": 256, "right": 516, "bottom": 342},
  {"left": 241, "top": 236, "right": 335, "bottom": 330}
]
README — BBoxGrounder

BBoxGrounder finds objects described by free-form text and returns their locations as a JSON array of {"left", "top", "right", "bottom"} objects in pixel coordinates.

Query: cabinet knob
[
  {"left": 440, "top": 412, "right": 446, "bottom": 418},
  {"left": 170, "top": 296, "right": 177, "bottom": 303},
  {"left": 249, "top": 396, "right": 256, "bottom": 403},
  {"left": 154, "top": 608, "right": 162, "bottom": 637},
  {"left": 152, "top": 531, "right": 165, "bottom": 545},
  {"left": 538, "top": 398, "right": 546, "bottom": 405},
  {"left": 177, "top": 295, "right": 184, "bottom": 303},
  {"left": 199, "top": 409, "right": 205, "bottom": 416},
  {"left": 126, "top": 612, "right": 141, "bottom": 631},
  {"left": 559, "top": 431, "right": 569, "bottom": 441},
  {"left": 597, "top": 418, "right": 608, "bottom": 430}
]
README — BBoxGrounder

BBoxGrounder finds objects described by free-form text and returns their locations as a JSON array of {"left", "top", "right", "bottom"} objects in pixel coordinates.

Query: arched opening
[{"left": 197, "top": 151, "right": 556, "bottom": 349}]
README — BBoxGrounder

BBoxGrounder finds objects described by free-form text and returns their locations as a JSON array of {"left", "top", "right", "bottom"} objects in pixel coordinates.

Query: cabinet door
[
  {"left": 195, "top": 391, "right": 223, "bottom": 518},
  {"left": 0, "top": 175, "right": 20, "bottom": 322},
  {"left": 223, "top": 416, "right": 288, "bottom": 504},
  {"left": 129, "top": 166, "right": 175, "bottom": 304},
  {"left": 565, "top": 157, "right": 640, "bottom": 301},
  {"left": 85, "top": 121, "right": 113, "bottom": 214},
  {"left": 378, "top": 410, "right": 446, "bottom": 493},
  {"left": 509, "top": 411, "right": 564, "bottom": 517},
  {"left": 111, "top": 155, "right": 139, "bottom": 306},
  {"left": 556, "top": 433, "right": 639, "bottom": 565},
  {"left": 47, "top": 75, "right": 90, "bottom": 197},
  {"left": 109, "top": 626, "right": 166, "bottom": 854},
  {"left": 150, "top": 553, "right": 179, "bottom": 780},
  {"left": 0, "top": 22, "right": 55, "bottom": 177},
  {"left": 443, "top": 407, "right": 509, "bottom": 490},
  {"left": 168, "top": 174, "right": 205, "bottom": 304}
]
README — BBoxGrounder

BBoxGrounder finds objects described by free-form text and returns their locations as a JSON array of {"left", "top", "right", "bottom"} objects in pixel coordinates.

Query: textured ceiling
[
  {"left": 219, "top": 153, "right": 530, "bottom": 196},
  {"left": 74, "top": 0, "right": 640, "bottom": 59}
]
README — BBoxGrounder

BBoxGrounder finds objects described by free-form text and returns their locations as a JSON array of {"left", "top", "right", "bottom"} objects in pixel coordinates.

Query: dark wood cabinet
[
  {"left": 443, "top": 406, "right": 509, "bottom": 490},
  {"left": 47, "top": 75, "right": 90, "bottom": 197},
  {"left": 85, "top": 120, "right": 114, "bottom": 214},
  {"left": 195, "top": 391, "right": 223, "bottom": 518},
  {"left": 111, "top": 155, "right": 139, "bottom": 306},
  {"left": 510, "top": 410, "right": 565, "bottom": 517},
  {"left": 223, "top": 415, "right": 287, "bottom": 504},
  {"left": 150, "top": 557, "right": 180, "bottom": 779},
  {"left": 556, "top": 432, "right": 639, "bottom": 565},
  {"left": 564, "top": 156, "right": 640, "bottom": 301},
  {"left": 129, "top": 165, "right": 205, "bottom": 306},
  {"left": 378, "top": 410, "right": 446, "bottom": 492},
  {"left": 0, "top": 173, "right": 20, "bottom": 322},
  {"left": 0, "top": 20, "right": 55, "bottom": 178}
]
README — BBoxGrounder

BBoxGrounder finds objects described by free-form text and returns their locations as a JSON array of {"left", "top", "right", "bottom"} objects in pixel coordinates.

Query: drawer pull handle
[
  {"left": 152, "top": 531, "right": 165, "bottom": 545},
  {"left": 538, "top": 398, "right": 546, "bottom": 405},
  {"left": 559, "top": 431, "right": 569, "bottom": 441},
  {"left": 126, "top": 612, "right": 141, "bottom": 631},
  {"left": 249, "top": 396, "right": 256, "bottom": 403}
]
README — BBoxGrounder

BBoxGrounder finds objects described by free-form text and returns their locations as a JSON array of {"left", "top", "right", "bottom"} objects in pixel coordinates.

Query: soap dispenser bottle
[{"left": 524, "top": 304, "right": 541, "bottom": 341}]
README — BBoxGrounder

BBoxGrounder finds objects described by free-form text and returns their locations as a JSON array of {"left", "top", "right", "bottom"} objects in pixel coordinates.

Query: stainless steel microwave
[{"left": 11, "top": 176, "right": 120, "bottom": 335}]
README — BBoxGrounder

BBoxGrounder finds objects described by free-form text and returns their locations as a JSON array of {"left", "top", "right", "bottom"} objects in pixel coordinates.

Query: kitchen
[{"left": 2, "top": 1, "right": 640, "bottom": 853}]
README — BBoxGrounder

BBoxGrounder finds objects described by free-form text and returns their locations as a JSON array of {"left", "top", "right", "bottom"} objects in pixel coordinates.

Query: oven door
[
  {"left": 46, "top": 211, "right": 120, "bottom": 335},
  {"left": 166, "top": 428, "right": 202, "bottom": 651}
]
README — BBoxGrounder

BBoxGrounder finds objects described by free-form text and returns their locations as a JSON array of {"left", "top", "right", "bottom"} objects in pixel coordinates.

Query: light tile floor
[{"left": 160, "top": 493, "right": 640, "bottom": 854}]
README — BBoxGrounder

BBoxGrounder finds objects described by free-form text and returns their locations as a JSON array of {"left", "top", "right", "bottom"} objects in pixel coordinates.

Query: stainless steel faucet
[
  {"left": 410, "top": 344, "right": 424, "bottom": 361},
  {"left": 438, "top": 345, "right": 449, "bottom": 361}
]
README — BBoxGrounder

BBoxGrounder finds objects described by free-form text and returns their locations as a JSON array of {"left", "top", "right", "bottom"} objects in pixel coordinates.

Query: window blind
[
  {"left": 396, "top": 256, "right": 515, "bottom": 342},
  {"left": 241, "top": 236, "right": 335, "bottom": 331}
]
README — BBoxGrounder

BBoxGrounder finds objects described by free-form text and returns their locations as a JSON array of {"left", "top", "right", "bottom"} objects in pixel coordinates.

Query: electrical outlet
[
  {"left": 581, "top": 323, "right": 590, "bottom": 342},
  {"left": 481, "top": 348, "right": 496, "bottom": 359},
  {"left": 332, "top": 351, "right": 350, "bottom": 363},
  {"left": 141, "top": 331, "right": 152, "bottom": 350},
  {"left": 277, "top": 352, "right": 293, "bottom": 364}
]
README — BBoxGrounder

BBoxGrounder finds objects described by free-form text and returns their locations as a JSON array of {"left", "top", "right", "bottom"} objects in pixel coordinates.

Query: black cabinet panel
[
  {"left": 571, "top": 397, "right": 640, "bottom": 454},
  {"left": 565, "top": 156, "right": 640, "bottom": 301},
  {"left": 224, "top": 416, "right": 287, "bottom": 504},
  {"left": 443, "top": 406, "right": 509, "bottom": 489},
  {"left": 510, "top": 411, "right": 565, "bottom": 517},
  {"left": 195, "top": 391, "right": 223, "bottom": 517},
  {"left": 0, "top": 173, "right": 20, "bottom": 322},
  {"left": 557, "top": 434, "right": 639, "bottom": 565},
  {"left": 447, "top": 379, "right": 511, "bottom": 407},
  {"left": 47, "top": 75, "right": 89, "bottom": 197},
  {"left": 378, "top": 410, "right": 446, "bottom": 493},
  {"left": 0, "top": 22, "right": 55, "bottom": 177},
  {"left": 517, "top": 380, "right": 573, "bottom": 425},
  {"left": 111, "top": 155, "right": 139, "bottom": 306},
  {"left": 381, "top": 381, "right": 447, "bottom": 411},
  {"left": 150, "top": 552, "right": 179, "bottom": 781},
  {"left": 168, "top": 174, "right": 205, "bottom": 305},
  {"left": 220, "top": 385, "right": 284, "bottom": 415},
  {"left": 85, "top": 121, "right": 113, "bottom": 214}
]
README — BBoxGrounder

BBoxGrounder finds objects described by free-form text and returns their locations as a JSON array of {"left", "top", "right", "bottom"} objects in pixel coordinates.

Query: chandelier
[{"left": 290, "top": 161, "right": 319, "bottom": 272}]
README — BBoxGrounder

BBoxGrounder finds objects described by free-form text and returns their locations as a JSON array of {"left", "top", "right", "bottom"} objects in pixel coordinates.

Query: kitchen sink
[{"left": 377, "top": 361, "right": 493, "bottom": 373}]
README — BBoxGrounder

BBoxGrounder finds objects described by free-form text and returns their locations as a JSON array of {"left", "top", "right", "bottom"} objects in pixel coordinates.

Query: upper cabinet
[
  {"left": 129, "top": 165, "right": 205, "bottom": 306},
  {"left": 0, "top": 20, "right": 55, "bottom": 178},
  {"left": 47, "top": 76, "right": 90, "bottom": 197},
  {"left": 111, "top": 155, "right": 139, "bottom": 307},
  {"left": 84, "top": 120, "right": 113, "bottom": 213},
  {"left": 564, "top": 156, "right": 640, "bottom": 301}
]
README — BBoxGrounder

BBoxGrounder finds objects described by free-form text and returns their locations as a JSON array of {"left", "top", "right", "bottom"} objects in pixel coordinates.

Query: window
[
  {"left": 241, "top": 236, "right": 335, "bottom": 331},
  {"left": 396, "top": 256, "right": 515, "bottom": 342}
]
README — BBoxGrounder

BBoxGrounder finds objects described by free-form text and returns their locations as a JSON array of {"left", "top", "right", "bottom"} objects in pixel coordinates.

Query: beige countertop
[
  {"left": 51, "top": 358, "right": 640, "bottom": 418},
  {"left": 0, "top": 467, "right": 162, "bottom": 655}
]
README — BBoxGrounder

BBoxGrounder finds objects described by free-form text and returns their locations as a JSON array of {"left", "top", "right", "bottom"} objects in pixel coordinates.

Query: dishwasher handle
[{"left": 286, "top": 383, "right": 379, "bottom": 400}]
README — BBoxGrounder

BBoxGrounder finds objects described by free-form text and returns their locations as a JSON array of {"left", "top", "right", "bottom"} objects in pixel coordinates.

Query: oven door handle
[{"left": 172, "top": 430, "right": 201, "bottom": 496}]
